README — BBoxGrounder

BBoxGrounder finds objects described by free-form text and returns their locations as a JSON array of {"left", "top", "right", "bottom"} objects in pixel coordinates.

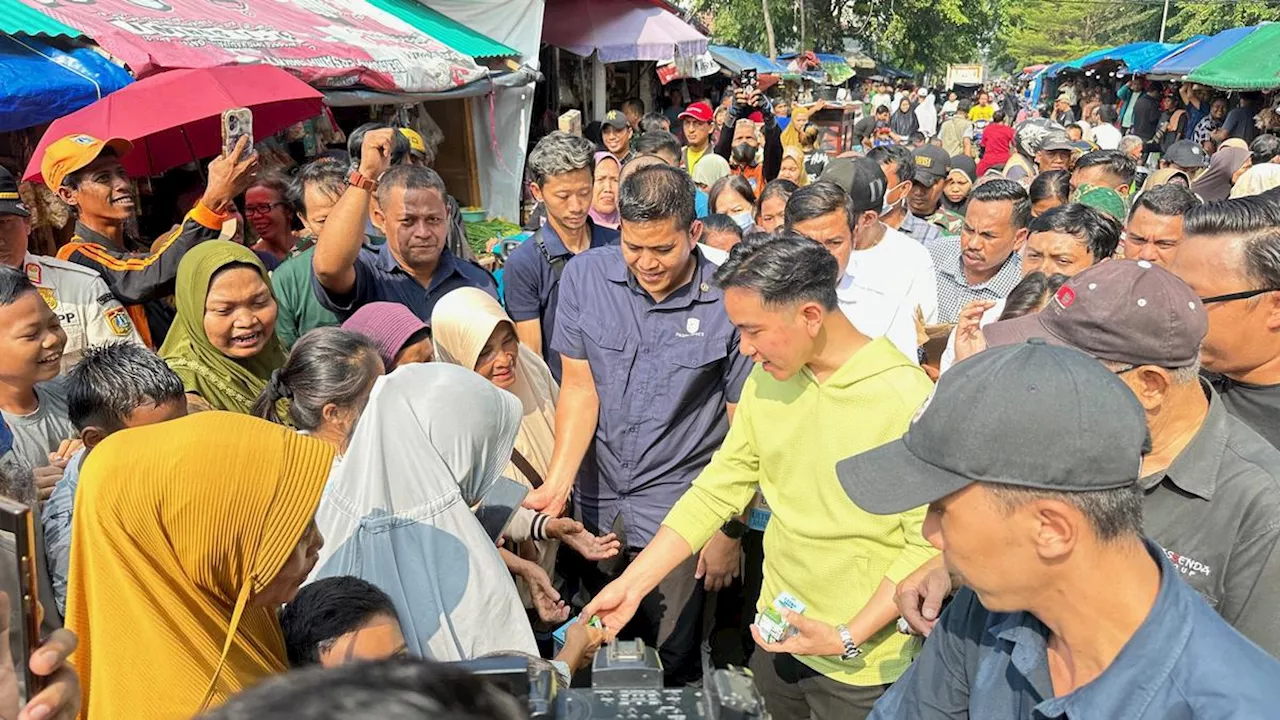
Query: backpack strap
[{"left": 534, "top": 227, "right": 568, "bottom": 282}]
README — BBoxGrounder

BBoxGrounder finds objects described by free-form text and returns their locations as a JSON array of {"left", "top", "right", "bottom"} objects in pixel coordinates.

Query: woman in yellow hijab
[{"left": 65, "top": 411, "right": 333, "bottom": 719}]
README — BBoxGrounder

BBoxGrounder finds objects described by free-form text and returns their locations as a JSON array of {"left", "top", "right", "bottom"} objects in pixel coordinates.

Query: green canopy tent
[{"left": 1186, "top": 23, "right": 1280, "bottom": 90}]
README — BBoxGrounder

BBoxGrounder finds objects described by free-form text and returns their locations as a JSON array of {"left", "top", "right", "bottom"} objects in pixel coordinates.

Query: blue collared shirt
[
  {"left": 551, "top": 246, "right": 751, "bottom": 548},
  {"left": 42, "top": 446, "right": 85, "bottom": 617},
  {"left": 870, "top": 538, "right": 1280, "bottom": 720},
  {"left": 311, "top": 242, "right": 496, "bottom": 322},
  {"left": 503, "top": 219, "right": 618, "bottom": 381}
]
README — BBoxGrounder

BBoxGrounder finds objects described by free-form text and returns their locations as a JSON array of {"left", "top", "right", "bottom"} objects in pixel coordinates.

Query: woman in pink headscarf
[{"left": 588, "top": 152, "right": 621, "bottom": 230}]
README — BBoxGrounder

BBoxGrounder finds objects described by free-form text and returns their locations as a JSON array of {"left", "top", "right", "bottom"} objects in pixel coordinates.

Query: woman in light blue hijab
[{"left": 310, "top": 363, "right": 538, "bottom": 660}]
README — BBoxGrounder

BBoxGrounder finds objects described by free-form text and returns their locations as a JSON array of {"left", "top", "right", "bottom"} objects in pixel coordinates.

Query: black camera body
[{"left": 459, "top": 639, "right": 769, "bottom": 720}]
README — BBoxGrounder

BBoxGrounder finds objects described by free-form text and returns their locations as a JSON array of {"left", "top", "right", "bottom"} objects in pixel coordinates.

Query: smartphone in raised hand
[
  {"left": 221, "top": 107, "right": 254, "bottom": 158},
  {"left": 0, "top": 495, "right": 42, "bottom": 709}
]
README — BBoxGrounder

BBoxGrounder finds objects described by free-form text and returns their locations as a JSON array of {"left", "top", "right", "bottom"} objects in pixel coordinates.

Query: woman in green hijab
[{"left": 160, "top": 241, "right": 287, "bottom": 414}]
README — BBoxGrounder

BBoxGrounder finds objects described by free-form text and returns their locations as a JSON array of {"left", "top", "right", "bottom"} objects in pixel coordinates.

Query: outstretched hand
[{"left": 750, "top": 610, "right": 843, "bottom": 657}]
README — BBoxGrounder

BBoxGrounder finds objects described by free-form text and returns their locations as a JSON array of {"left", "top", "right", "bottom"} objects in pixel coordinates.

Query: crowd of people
[{"left": 2, "top": 67, "right": 1280, "bottom": 720}]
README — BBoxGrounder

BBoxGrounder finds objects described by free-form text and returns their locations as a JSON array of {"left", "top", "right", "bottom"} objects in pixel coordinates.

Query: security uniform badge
[
  {"left": 25, "top": 263, "right": 41, "bottom": 284},
  {"left": 104, "top": 306, "right": 135, "bottom": 336},
  {"left": 37, "top": 287, "right": 58, "bottom": 309}
]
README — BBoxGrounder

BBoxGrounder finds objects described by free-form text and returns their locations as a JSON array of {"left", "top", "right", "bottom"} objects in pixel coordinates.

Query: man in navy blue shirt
[
  {"left": 505, "top": 131, "right": 618, "bottom": 380},
  {"left": 312, "top": 128, "right": 495, "bottom": 322},
  {"left": 526, "top": 164, "right": 751, "bottom": 684},
  {"left": 825, "top": 342, "right": 1280, "bottom": 719}
]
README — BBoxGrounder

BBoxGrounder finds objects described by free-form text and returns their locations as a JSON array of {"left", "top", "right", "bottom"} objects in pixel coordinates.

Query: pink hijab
[{"left": 589, "top": 151, "right": 621, "bottom": 229}]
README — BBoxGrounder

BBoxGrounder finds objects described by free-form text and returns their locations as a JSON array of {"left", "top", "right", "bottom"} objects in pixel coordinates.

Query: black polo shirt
[
  {"left": 1141, "top": 381, "right": 1280, "bottom": 656},
  {"left": 1209, "top": 373, "right": 1280, "bottom": 451}
]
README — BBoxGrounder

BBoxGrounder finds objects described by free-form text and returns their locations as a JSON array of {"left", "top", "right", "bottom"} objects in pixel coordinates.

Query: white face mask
[{"left": 730, "top": 211, "right": 754, "bottom": 231}]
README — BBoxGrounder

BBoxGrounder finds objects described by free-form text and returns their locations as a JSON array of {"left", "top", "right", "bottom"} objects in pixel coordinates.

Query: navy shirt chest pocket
[
  {"left": 657, "top": 329, "right": 733, "bottom": 422},
  {"left": 582, "top": 315, "right": 637, "bottom": 391}
]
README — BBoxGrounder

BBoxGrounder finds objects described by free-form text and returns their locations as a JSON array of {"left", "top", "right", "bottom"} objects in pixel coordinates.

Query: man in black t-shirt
[
  {"left": 1171, "top": 196, "right": 1280, "bottom": 450},
  {"left": 854, "top": 105, "right": 890, "bottom": 150}
]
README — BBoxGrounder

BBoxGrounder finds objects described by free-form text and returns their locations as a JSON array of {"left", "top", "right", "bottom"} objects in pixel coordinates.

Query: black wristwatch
[{"left": 721, "top": 519, "right": 749, "bottom": 540}]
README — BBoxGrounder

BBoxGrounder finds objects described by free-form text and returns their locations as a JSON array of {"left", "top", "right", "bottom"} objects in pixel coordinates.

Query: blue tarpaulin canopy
[
  {"left": 1127, "top": 35, "right": 1205, "bottom": 74},
  {"left": 0, "top": 35, "right": 133, "bottom": 132},
  {"left": 1050, "top": 42, "right": 1174, "bottom": 77},
  {"left": 708, "top": 45, "right": 788, "bottom": 74},
  {"left": 1147, "top": 25, "right": 1260, "bottom": 79}
]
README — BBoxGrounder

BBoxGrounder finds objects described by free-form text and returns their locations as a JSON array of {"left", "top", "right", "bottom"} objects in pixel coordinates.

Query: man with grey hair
[
  {"left": 898, "top": 260, "right": 1280, "bottom": 657},
  {"left": 582, "top": 231, "right": 935, "bottom": 718},
  {"left": 1118, "top": 134, "right": 1145, "bottom": 163},
  {"left": 312, "top": 128, "right": 496, "bottom": 322},
  {"left": 505, "top": 131, "right": 619, "bottom": 380}
]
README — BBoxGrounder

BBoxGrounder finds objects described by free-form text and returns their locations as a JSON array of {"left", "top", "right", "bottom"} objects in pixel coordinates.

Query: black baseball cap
[
  {"left": 984, "top": 260, "right": 1207, "bottom": 368},
  {"left": 0, "top": 166, "right": 29, "bottom": 217},
  {"left": 911, "top": 145, "right": 952, "bottom": 185},
  {"left": 602, "top": 110, "right": 629, "bottom": 130},
  {"left": 836, "top": 341, "right": 1149, "bottom": 515},
  {"left": 819, "top": 157, "right": 886, "bottom": 213},
  {"left": 1165, "top": 139, "right": 1210, "bottom": 169}
]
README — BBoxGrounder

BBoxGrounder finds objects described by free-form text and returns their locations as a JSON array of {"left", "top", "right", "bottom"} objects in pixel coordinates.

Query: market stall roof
[
  {"left": 1108, "top": 41, "right": 1179, "bottom": 75},
  {"left": 1186, "top": 23, "right": 1280, "bottom": 90},
  {"left": 708, "top": 45, "right": 788, "bottom": 75},
  {"left": 541, "top": 0, "right": 707, "bottom": 63},
  {"left": 1127, "top": 35, "right": 1205, "bottom": 75},
  {"left": 1147, "top": 25, "right": 1260, "bottom": 79},
  {"left": 0, "top": 33, "right": 132, "bottom": 132},
  {"left": 0, "top": 0, "right": 82, "bottom": 38},
  {"left": 363, "top": 0, "right": 517, "bottom": 59},
  {"left": 1050, "top": 42, "right": 1172, "bottom": 76},
  {"left": 12, "top": 0, "right": 488, "bottom": 94}
]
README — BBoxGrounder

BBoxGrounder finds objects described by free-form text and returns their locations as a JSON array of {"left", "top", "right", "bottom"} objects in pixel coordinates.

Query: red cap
[
  {"left": 678, "top": 102, "right": 714, "bottom": 123},
  {"left": 747, "top": 111, "right": 764, "bottom": 123}
]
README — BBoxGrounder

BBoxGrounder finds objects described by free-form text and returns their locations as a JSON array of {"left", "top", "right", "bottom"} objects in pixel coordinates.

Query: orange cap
[{"left": 41, "top": 134, "right": 133, "bottom": 192}]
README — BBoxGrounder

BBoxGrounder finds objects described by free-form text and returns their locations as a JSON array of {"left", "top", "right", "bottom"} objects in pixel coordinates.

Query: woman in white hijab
[
  {"left": 310, "top": 363, "right": 538, "bottom": 660},
  {"left": 431, "top": 288, "right": 619, "bottom": 610}
]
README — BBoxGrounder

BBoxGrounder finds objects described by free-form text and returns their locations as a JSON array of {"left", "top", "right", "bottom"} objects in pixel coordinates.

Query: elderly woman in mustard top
[{"left": 65, "top": 412, "right": 333, "bottom": 718}]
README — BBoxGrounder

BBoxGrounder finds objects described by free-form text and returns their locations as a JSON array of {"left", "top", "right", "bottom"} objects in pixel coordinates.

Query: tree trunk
[
  {"left": 798, "top": 0, "right": 806, "bottom": 52},
  {"left": 762, "top": 0, "right": 778, "bottom": 60}
]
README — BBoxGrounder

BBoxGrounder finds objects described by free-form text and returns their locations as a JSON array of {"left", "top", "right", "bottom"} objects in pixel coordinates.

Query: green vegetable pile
[{"left": 464, "top": 218, "right": 521, "bottom": 256}]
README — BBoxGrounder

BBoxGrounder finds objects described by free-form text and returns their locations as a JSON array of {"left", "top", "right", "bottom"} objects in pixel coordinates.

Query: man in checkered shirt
[{"left": 926, "top": 179, "right": 1029, "bottom": 323}]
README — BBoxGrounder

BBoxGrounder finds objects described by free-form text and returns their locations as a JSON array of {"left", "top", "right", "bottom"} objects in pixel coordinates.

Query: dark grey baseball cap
[
  {"left": 1165, "top": 139, "right": 1210, "bottom": 169},
  {"left": 820, "top": 157, "right": 887, "bottom": 213},
  {"left": 983, "top": 259, "right": 1207, "bottom": 368},
  {"left": 836, "top": 341, "right": 1149, "bottom": 516}
]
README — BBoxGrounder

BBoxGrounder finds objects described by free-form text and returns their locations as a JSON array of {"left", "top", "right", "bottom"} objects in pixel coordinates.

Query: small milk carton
[
  {"left": 558, "top": 109, "right": 582, "bottom": 136},
  {"left": 756, "top": 591, "right": 806, "bottom": 644}
]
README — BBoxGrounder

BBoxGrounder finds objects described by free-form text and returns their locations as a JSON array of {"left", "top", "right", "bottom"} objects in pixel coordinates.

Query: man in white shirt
[
  {"left": 1091, "top": 106, "right": 1123, "bottom": 150},
  {"left": 939, "top": 202, "right": 1121, "bottom": 371},
  {"left": 791, "top": 159, "right": 938, "bottom": 363}
]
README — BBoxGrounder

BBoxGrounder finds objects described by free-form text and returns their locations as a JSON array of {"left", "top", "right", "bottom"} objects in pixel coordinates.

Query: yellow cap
[
  {"left": 399, "top": 128, "right": 426, "bottom": 154},
  {"left": 41, "top": 134, "right": 133, "bottom": 192}
]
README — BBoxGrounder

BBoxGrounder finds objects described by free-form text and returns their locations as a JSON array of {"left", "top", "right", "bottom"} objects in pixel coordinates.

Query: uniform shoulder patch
[{"left": 104, "top": 306, "right": 134, "bottom": 336}]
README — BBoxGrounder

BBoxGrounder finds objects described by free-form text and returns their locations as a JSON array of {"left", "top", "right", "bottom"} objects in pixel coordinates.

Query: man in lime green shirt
[{"left": 583, "top": 232, "right": 937, "bottom": 719}]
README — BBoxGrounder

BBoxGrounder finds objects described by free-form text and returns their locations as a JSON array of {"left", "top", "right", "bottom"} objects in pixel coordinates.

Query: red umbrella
[{"left": 24, "top": 65, "right": 325, "bottom": 183}]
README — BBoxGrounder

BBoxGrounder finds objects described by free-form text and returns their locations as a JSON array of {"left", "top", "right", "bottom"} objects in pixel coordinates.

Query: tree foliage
[
  {"left": 1168, "top": 1, "right": 1280, "bottom": 39},
  {"left": 691, "top": 0, "right": 999, "bottom": 73},
  {"left": 994, "top": 0, "right": 1160, "bottom": 67}
]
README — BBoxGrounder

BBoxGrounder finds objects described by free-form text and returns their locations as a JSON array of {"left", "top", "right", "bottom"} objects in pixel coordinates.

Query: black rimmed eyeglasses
[{"left": 1199, "top": 288, "right": 1280, "bottom": 305}]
